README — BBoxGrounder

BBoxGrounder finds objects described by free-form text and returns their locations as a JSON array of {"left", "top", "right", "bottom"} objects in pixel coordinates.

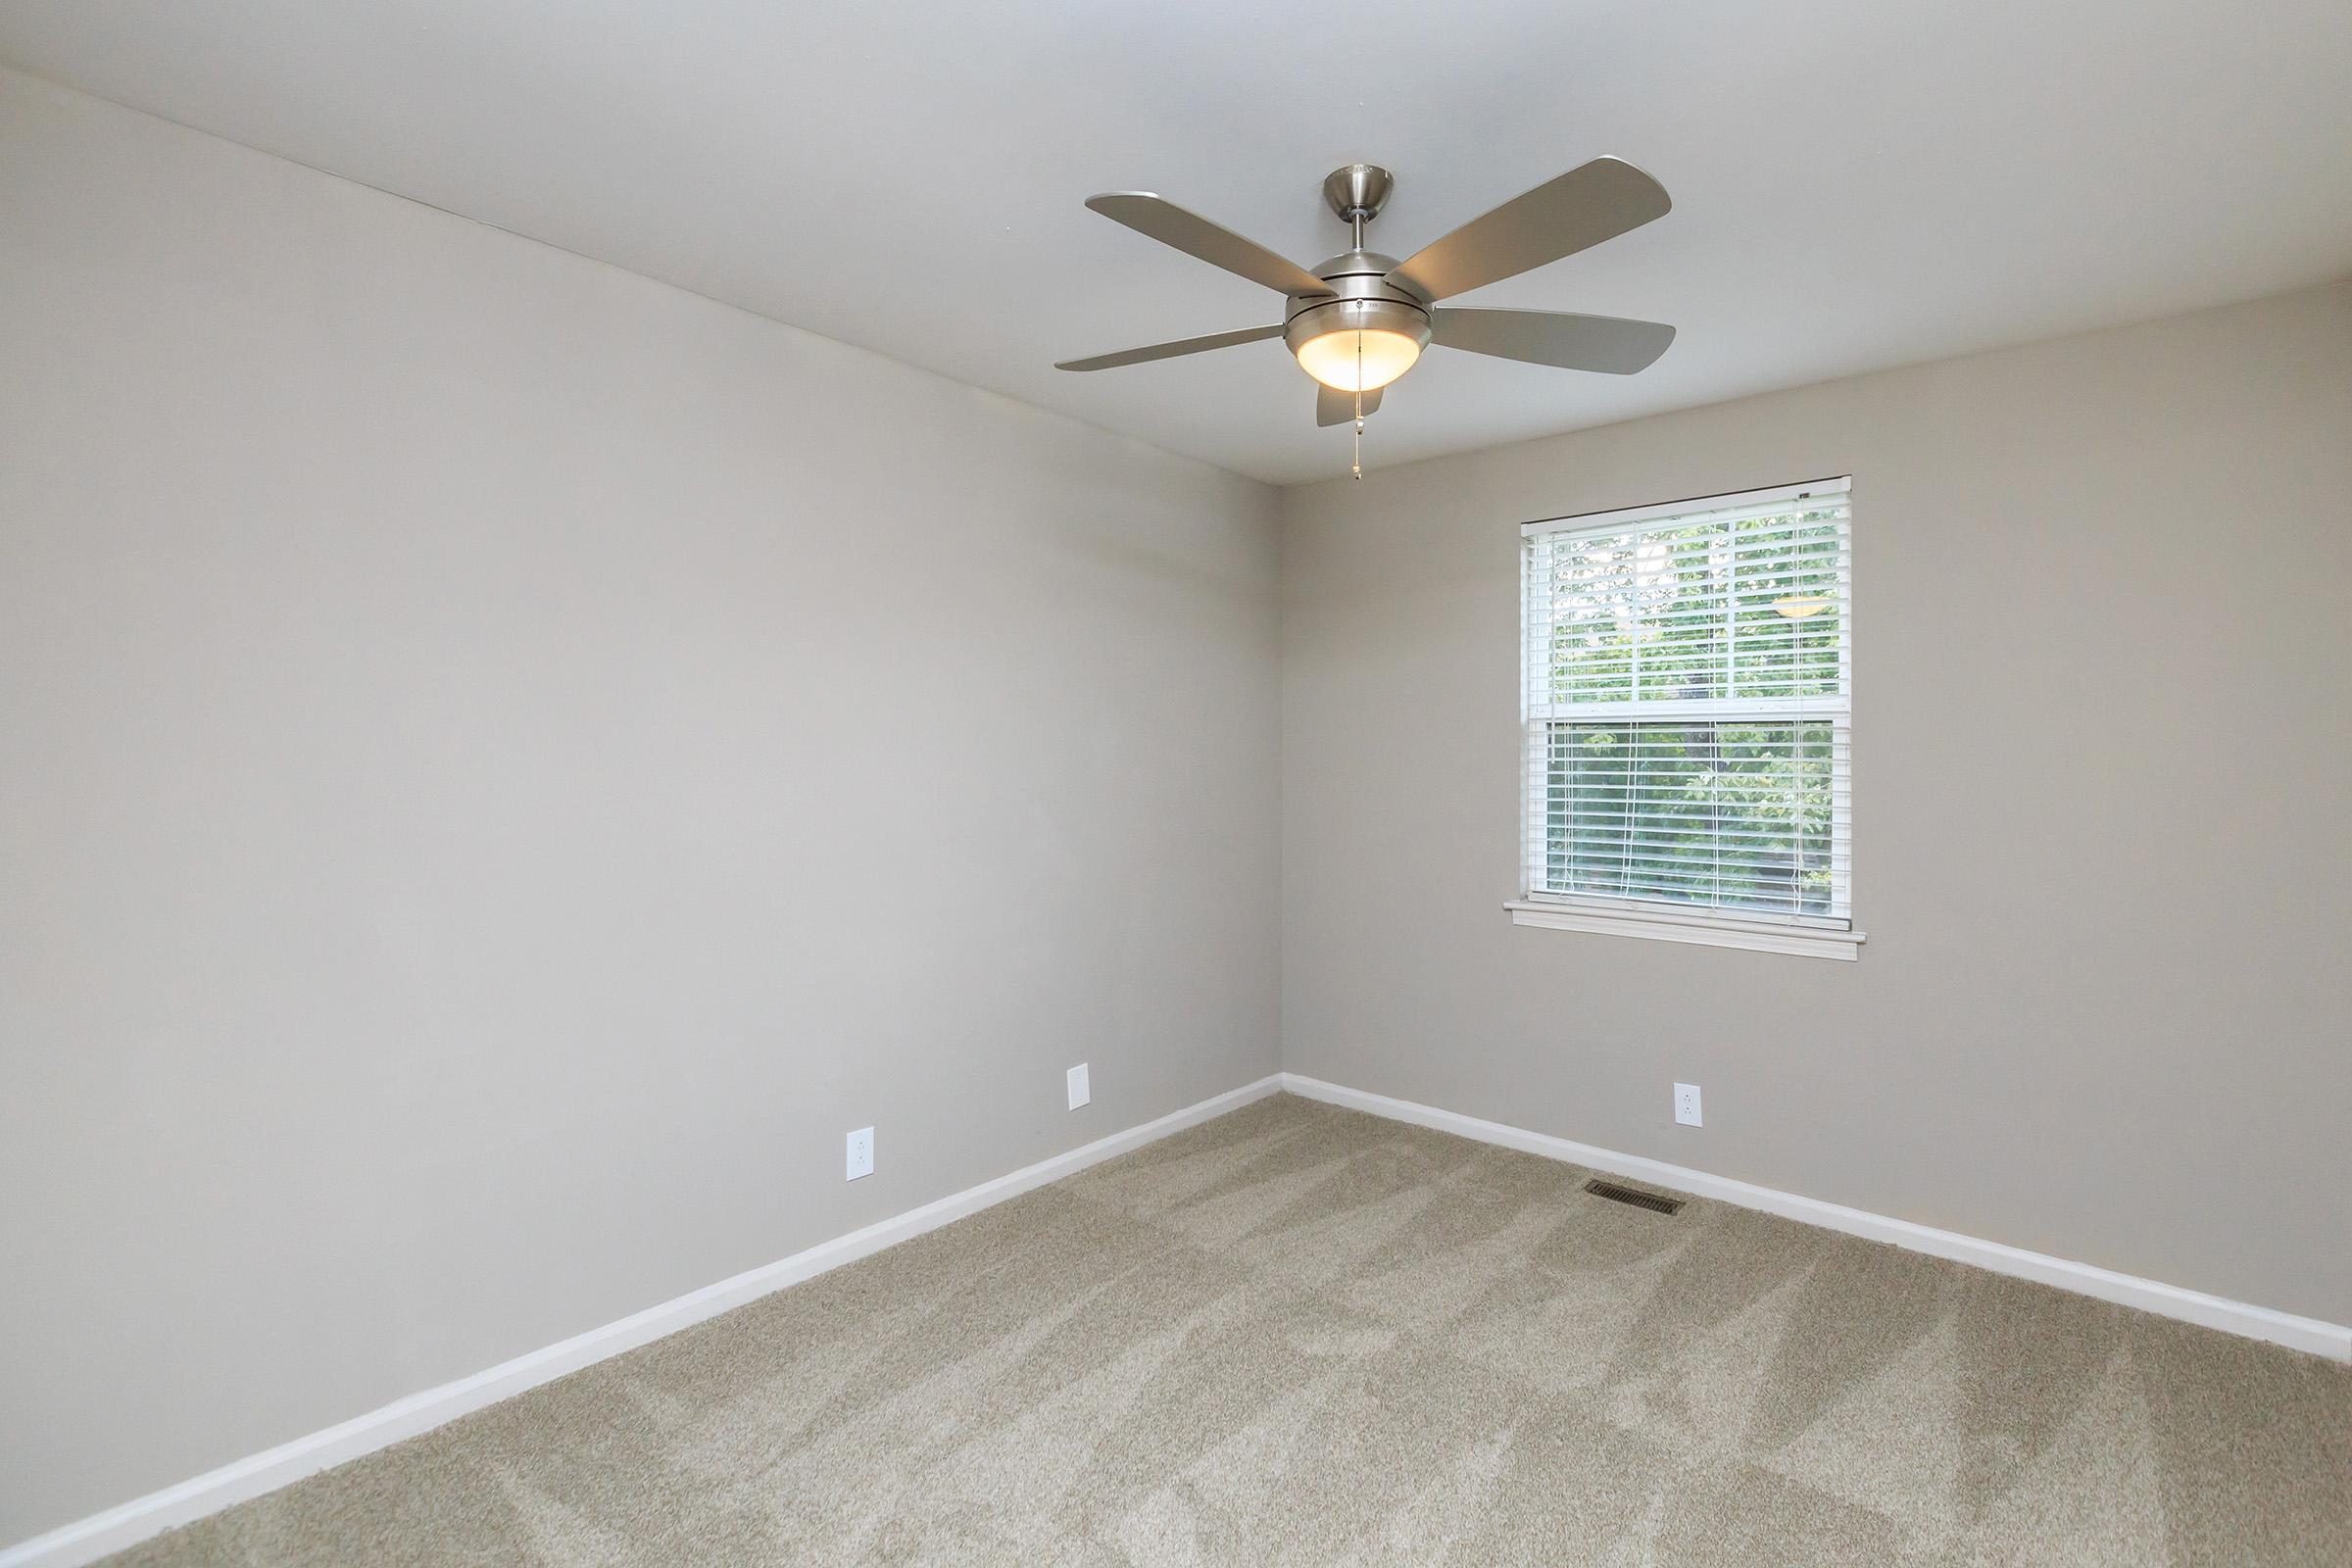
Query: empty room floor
[{"left": 111, "top": 1095, "right": 2351, "bottom": 1566}]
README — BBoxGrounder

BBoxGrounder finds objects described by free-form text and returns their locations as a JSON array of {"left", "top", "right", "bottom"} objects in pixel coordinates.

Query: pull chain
[{"left": 1350, "top": 329, "right": 1364, "bottom": 480}]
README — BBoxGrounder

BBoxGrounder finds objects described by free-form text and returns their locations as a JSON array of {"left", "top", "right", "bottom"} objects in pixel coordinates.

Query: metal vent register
[{"left": 1583, "top": 1178, "right": 1685, "bottom": 1216}]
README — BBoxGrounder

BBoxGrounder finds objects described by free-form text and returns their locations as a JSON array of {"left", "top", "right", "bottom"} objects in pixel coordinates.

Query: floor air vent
[{"left": 1583, "top": 1178, "right": 1684, "bottom": 1216}]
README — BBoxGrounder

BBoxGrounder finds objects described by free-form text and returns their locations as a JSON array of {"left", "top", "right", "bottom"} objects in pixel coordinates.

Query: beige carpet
[{"left": 110, "top": 1094, "right": 2350, "bottom": 1566}]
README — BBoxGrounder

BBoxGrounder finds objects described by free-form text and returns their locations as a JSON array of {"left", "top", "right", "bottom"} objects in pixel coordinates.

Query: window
[{"left": 1509, "top": 478, "right": 1861, "bottom": 959}]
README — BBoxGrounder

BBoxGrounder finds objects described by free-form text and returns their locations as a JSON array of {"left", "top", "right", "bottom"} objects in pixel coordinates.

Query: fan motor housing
[{"left": 1285, "top": 249, "right": 1432, "bottom": 357}]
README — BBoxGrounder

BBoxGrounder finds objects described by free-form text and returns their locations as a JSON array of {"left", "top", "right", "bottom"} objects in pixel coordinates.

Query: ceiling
[{"left": 6, "top": 1, "right": 2350, "bottom": 485}]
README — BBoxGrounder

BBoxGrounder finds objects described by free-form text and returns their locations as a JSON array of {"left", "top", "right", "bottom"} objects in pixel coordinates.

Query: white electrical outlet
[
  {"left": 1674, "top": 1083, "right": 1703, "bottom": 1127},
  {"left": 846, "top": 1126, "right": 874, "bottom": 1180},
  {"left": 1066, "top": 1062, "right": 1091, "bottom": 1110}
]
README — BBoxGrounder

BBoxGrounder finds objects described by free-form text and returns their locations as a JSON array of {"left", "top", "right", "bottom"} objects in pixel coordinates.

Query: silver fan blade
[
  {"left": 1315, "top": 383, "right": 1383, "bottom": 426},
  {"left": 1055, "top": 323, "right": 1283, "bottom": 372},
  {"left": 1387, "top": 158, "right": 1671, "bottom": 302},
  {"left": 1432, "top": 308, "right": 1676, "bottom": 374},
  {"left": 1086, "top": 193, "right": 1335, "bottom": 298}
]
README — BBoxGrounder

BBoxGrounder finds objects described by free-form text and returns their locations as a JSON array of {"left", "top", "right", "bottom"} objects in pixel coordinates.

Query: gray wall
[
  {"left": 0, "top": 71, "right": 1279, "bottom": 1543},
  {"left": 1282, "top": 278, "right": 2352, "bottom": 1329}
]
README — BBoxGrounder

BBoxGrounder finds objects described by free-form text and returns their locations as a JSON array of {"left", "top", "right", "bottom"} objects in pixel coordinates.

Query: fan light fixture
[
  {"left": 1287, "top": 299, "right": 1429, "bottom": 392},
  {"left": 1294, "top": 328, "right": 1422, "bottom": 392}
]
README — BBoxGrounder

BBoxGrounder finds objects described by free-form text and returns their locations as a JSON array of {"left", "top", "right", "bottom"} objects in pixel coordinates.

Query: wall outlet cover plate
[
  {"left": 1067, "top": 1063, "right": 1091, "bottom": 1109},
  {"left": 1674, "top": 1083, "right": 1702, "bottom": 1127},
  {"left": 846, "top": 1126, "right": 874, "bottom": 1180}
]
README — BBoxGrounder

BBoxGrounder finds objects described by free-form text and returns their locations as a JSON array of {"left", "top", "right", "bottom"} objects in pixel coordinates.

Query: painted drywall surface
[
  {"left": 0, "top": 70, "right": 1279, "bottom": 1543},
  {"left": 1280, "top": 278, "right": 2352, "bottom": 1327}
]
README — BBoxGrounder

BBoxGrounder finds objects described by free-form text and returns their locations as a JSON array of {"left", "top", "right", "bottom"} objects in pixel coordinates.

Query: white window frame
[{"left": 1506, "top": 477, "right": 1865, "bottom": 960}]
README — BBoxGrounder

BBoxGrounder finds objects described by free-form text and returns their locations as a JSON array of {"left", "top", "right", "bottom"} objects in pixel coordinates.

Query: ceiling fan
[{"left": 1055, "top": 160, "right": 1678, "bottom": 429}]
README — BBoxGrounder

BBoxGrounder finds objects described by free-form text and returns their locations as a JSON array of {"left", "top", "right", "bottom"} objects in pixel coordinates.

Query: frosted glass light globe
[{"left": 1295, "top": 327, "right": 1423, "bottom": 392}]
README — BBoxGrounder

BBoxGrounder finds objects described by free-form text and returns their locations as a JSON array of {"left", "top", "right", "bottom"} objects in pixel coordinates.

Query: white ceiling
[{"left": 6, "top": 0, "right": 2350, "bottom": 484}]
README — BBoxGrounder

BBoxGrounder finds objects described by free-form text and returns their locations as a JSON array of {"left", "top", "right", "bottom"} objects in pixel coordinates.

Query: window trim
[
  {"left": 1514, "top": 477, "right": 1862, "bottom": 960},
  {"left": 1504, "top": 896, "right": 1867, "bottom": 960}
]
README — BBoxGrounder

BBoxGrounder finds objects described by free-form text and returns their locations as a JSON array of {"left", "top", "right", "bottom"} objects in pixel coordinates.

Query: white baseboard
[
  {"left": 0, "top": 1074, "right": 1285, "bottom": 1568},
  {"left": 1279, "top": 1072, "right": 2351, "bottom": 1364}
]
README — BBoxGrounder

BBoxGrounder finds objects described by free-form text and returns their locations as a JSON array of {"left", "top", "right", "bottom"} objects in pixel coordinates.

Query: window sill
[{"left": 1504, "top": 899, "right": 1866, "bottom": 961}]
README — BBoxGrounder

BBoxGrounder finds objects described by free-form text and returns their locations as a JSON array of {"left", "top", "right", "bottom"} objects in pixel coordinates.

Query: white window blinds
[{"left": 1521, "top": 479, "right": 1851, "bottom": 927}]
